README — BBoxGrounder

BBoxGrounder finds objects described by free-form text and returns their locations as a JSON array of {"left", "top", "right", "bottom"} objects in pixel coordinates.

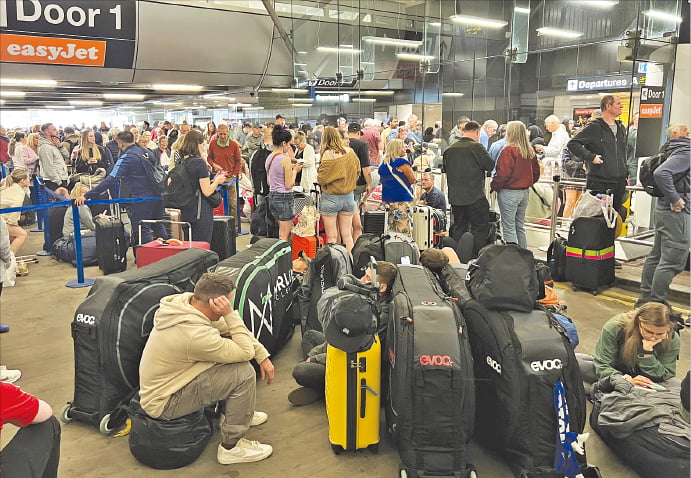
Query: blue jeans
[
  {"left": 497, "top": 188, "right": 529, "bottom": 248},
  {"left": 640, "top": 209, "right": 690, "bottom": 304},
  {"left": 130, "top": 199, "right": 167, "bottom": 245}
]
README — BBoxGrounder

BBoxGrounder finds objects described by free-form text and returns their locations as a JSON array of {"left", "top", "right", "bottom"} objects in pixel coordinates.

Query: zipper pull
[{"left": 361, "top": 383, "right": 378, "bottom": 396}]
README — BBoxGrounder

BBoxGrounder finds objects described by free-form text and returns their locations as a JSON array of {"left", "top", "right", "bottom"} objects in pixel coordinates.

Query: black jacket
[
  {"left": 442, "top": 137, "right": 494, "bottom": 206},
  {"left": 567, "top": 117, "right": 627, "bottom": 182}
]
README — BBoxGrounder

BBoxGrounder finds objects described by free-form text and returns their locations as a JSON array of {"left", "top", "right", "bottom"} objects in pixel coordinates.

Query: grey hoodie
[{"left": 37, "top": 136, "right": 69, "bottom": 183}]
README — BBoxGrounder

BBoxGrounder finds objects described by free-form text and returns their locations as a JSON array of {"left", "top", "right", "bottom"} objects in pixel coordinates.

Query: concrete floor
[{"left": 1, "top": 228, "right": 689, "bottom": 478}]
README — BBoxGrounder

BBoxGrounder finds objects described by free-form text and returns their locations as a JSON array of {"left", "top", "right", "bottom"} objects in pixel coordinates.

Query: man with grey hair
[
  {"left": 535, "top": 114, "right": 570, "bottom": 179},
  {"left": 637, "top": 124, "right": 690, "bottom": 316},
  {"left": 479, "top": 119, "right": 498, "bottom": 149},
  {"left": 567, "top": 95, "right": 628, "bottom": 217}
]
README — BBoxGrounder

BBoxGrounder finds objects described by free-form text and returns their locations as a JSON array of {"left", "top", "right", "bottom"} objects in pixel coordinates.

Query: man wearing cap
[
  {"left": 245, "top": 124, "right": 265, "bottom": 161},
  {"left": 288, "top": 262, "right": 398, "bottom": 406},
  {"left": 208, "top": 124, "right": 243, "bottom": 217},
  {"left": 347, "top": 122, "right": 372, "bottom": 241},
  {"left": 236, "top": 123, "right": 252, "bottom": 154},
  {"left": 275, "top": 114, "right": 287, "bottom": 129},
  {"left": 139, "top": 273, "right": 275, "bottom": 465}
]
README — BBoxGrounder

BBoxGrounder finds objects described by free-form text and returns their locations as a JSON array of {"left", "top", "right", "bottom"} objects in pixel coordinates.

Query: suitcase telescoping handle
[{"left": 138, "top": 219, "right": 192, "bottom": 246}]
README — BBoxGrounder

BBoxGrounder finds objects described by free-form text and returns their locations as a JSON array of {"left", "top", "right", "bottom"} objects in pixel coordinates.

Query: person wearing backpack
[
  {"left": 637, "top": 124, "right": 690, "bottom": 314},
  {"left": 76, "top": 130, "right": 167, "bottom": 247},
  {"left": 169, "top": 130, "right": 230, "bottom": 243}
]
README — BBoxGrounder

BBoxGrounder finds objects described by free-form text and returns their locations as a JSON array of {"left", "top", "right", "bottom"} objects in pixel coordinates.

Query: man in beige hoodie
[{"left": 139, "top": 273, "right": 275, "bottom": 465}]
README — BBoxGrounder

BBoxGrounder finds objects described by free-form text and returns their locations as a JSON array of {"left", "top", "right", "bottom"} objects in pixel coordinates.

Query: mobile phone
[{"left": 647, "top": 383, "right": 667, "bottom": 392}]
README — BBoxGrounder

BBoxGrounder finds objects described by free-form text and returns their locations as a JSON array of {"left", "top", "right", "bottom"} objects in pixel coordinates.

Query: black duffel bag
[
  {"left": 128, "top": 395, "right": 213, "bottom": 470},
  {"left": 466, "top": 243, "right": 541, "bottom": 312}
]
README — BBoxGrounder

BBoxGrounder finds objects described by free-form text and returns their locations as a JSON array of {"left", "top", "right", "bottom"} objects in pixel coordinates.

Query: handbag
[{"left": 205, "top": 189, "right": 223, "bottom": 208}]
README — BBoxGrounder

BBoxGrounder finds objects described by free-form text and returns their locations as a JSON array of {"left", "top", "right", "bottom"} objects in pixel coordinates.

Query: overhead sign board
[
  {"left": 637, "top": 85, "right": 666, "bottom": 157},
  {"left": 566, "top": 74, "right": 645, "bottom": 92},
  {"left": 304, "top": 78, "right": 358, "bottom": 88},
  {"left": 0, "top": 0, "right": 136, "bottom": 68}
]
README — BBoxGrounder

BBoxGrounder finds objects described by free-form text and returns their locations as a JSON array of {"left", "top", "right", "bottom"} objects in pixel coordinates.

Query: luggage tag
[{"left": 400, "top": 256, "right": 411, "bottom": 265}]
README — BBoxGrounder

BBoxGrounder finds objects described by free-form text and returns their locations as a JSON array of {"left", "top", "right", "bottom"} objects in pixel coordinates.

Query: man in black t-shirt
[{"left": 346, "top": 122, "right": 371, "bottom": 241}]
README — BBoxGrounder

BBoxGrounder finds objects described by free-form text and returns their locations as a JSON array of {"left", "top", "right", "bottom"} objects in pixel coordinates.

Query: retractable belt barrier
[{"left": 0, "top": 175, "right": 248, "bottom": 288}]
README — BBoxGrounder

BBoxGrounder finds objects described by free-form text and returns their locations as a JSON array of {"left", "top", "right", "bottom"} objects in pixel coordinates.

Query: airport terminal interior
[{"left": 1, "top": 0, "right": 690, "bottom": 477}]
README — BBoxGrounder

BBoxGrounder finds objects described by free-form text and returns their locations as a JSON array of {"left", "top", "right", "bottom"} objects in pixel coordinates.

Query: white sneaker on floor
[
  {"left": 0, "top": 365, "right": 21, "bottom": 383},
  {"left": 250, "top": 411, "right": 268, "bottom": 426},
  {"left": 217, "top": 438, "right": 273, "bottom": 464}
]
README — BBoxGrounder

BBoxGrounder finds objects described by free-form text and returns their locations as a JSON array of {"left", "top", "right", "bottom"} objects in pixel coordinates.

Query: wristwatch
[{"left": 637, "top": 350, "right": 655, "bottom": 359}]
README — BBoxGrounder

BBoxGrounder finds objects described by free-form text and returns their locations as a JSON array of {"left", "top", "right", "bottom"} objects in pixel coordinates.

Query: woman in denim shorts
[
  {"left": 266, "top": 127, "right": 303, "bottom": 240},
  {"left": 316, "top": 127, "right": 361, "bottom": 252}
]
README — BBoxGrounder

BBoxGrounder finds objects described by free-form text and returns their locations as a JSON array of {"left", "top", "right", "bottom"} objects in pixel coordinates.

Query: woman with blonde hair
[
  {"left": 0, "top": 170, "right": 30, "bottom": 253},
  {"left": 490, "top": 121, "right": 540, "bottom": 248},
  {"left": 316, "top": 126, "right": 361, "bottom": 252},
  {"left": 594, "top": 302, "right": 680, "bottom": 386},
  {"left": 74, "top": 130, "right": 113, "bottom": 173},
  {"left": 378, "top": 139, "right": 416, "bottom": 235},
  {"left": 20, "top": 133, "right": 40, "bottom": 175}
]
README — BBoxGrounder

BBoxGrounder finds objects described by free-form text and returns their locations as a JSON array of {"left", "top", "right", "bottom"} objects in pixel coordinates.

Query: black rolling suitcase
[
  {"left": 95, "top": 216, "right": 128, "bottom": 274},
  {"left": 363, "top": 210, "right": 386, "bottom": 235},
  {"left": 212, "top": 238, "right": 294, "bottom": 355},
  {"left": 565, "top": 216, "right": 615, "bottom": 294},
  {"left": 64, "top": 249, "right": 219, "bottom": 433},
  {"left": 461, "top": 301, "right": 600, "bottom": 478},
  {"left": 386, "top": 265, "right": 476, "bottom": 478},
  {"left": 298, "top": 243, "right": 352, "bottom": 334},
  {"left": 211, "top": 216, "right": 236, "bottom": 260}
]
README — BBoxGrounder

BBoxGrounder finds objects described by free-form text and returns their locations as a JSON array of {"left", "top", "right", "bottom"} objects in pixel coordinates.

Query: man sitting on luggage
[
  {"left": 288, "top": 261, "right": 397, "bottom": 406},
  {"left": 417, "top": 172, "right": 447, "bottom": 211},
  {"left": 138, "top": 273, "right": 275, "bottom": 465}
]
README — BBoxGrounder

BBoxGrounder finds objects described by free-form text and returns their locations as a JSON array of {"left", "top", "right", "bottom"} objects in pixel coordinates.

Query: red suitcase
[
  {"left": 135, "top": 220, "right": 210, "bottom": 268},
  {"left": 136, "top": 239, "right": 210, "bottom": 268},
  {"left": 292, "top": 235, "right": 318, "bottom": 260}
]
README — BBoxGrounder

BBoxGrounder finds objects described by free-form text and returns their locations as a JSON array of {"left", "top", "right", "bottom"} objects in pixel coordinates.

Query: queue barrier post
[
  {"left": 31, "top": 176, "right": 46, "bottom": 234},
  {"left": 549, "top": 174, "right": 561, "bottom": 241},
  {"left": 65, "top": 203, "right": 94, "bottom": 288},
  {"left": 222, "top": 185, "right": 230, "bottom": 216},
  {"left": 236, "top": 177, "right": 248, "bottom": 236}
]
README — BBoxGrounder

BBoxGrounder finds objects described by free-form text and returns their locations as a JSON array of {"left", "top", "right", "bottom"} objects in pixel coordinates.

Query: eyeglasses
[{"left": 639, "top": 324, "right": 668, "bottom": 339}]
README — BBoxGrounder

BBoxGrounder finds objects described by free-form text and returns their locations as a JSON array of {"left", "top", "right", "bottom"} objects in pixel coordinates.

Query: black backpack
[
  {"left": 466, "top": 244, "right": 542, "bottom": 312},
  {"left": 140, "top": 152, "right": 166, "bottom": 195},
  {"left": 162, "top": 156, "right": 199, "bottom": 209},
  {"left": 250, "top": 200, "right": 278, "bottom": 238},
  {"left": 639, "top": 150, "right": 689, "bottom": 197},
  {"left": 547, "top": 234, "right": 568, "bottom": 282},
  {"left": 250, "top": 144, "right": 273, "bottom": 198}
]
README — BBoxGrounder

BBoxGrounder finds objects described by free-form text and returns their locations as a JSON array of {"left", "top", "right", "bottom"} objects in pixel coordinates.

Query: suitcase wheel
[
  {"left": 60, "top": 403, "right": 74, "bottom": 423},
  {"left": 591, "top": 290, "right": 598, "bottom": 296},
  {"left": 367, "top": 443, "right": 379, "bottom": 454},
  {"left": 99, "top": 413, "right": 114, "bottom": 435},
  {"left": 582, "top": 465, "right": 602, "bottom": 478},
  {"left": 331, "top": 444, "right": 344, "bottom": 455}
]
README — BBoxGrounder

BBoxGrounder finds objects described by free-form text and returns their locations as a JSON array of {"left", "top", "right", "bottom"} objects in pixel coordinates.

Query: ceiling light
[
  {"left": 443, "top": 92, "right": 465, "bottom": 97},
  {"left": 203, "top": 94, "right": 236, "bottom": 101},
  {"left": 537, "top": 27, "right": 584, "bottom": 38},
  {"left": 103, "top": 93, "right": 145, "bottom": 100},
  {"left": 429, "top": 21, "right": 442, "bottom": 27},
  {"left": 297, "top": 51, "right": 307, "bottom": 54},
  {"left": 514, "top": 7, "right": 531, "bottom": 14},
  {"left": 128, "top": 106, "right": 147, "bottom": 109},
  {"left": 0, "top": 78, "right": 57, "bottom": 87},
  {"left": 340, "top": 44, "right": 353, "bottom": 48},
  {"left": 359, "top": 90, "right": 395, "bottom": 96},
  {"left": 579, "top": 0, "right": 618, "bottom": 7},
  {"left": 361, "top": 62, "right": 375, "bottom": 65},
  {"left": 643, "top": 10, "right": 683, "bottom": 22},
  {"left": 449, "top": 14, "right": 508, "bottom": 28},
  {"left": 45, "top": 105, "right": 74, "bottom": 109},
  {"left": 233, "top": 103, "right": 252, "bottom": 107},
  {"left": 0, "top": 91, "right": 26, "bottom": 97},
  {"left": 152, "top": 101, "right": 182, "bottom": 106},
  {"left": 272, "top": 88, "right": 309, "bottom": 94},
  {"left": 353, "top": 98, "right": 376, "bottom": 103},
  {"left": 288, "top": 98, "right": 313, "bottom": 102},
  {"left": 317, "top": 46, "right": 362, "bottom": 54},
  {"left": 396, "top": 53, "right": 435, "bottom": 61},
  {"left": 292, "top": 104, "right": 311, "bottom": 107},
  {"left": 294, "top": 63, "right": 307, "bottom": 66},
  {"left": 363, "top": 36, "right": 422, "bottom": 47},
  {"left": 69, "top": 100, "right": 103, "bottom": 106},
  {"left": 244, "top": 106, "right": 265, "bottom": 110},
  {"left": 152, "top": 84, "right": 203, "bottom": 91}
]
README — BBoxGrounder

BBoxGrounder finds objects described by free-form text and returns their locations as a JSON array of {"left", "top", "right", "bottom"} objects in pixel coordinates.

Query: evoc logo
[
  {"left": 531, "top": 359, "right": 562, "bottom": 372},
  {"left": 486, "top": 355, "right": 502, "bottom": 374},
  {"left": 75, "top": 313, "right": 96, "bottom": 326},
  {"left": 419, "top": 354, "right": 453, "bottom": 367}
]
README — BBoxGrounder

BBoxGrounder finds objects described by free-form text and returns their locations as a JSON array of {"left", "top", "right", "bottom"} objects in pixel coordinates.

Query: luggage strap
[
  {"left": 553, "top": 381, "right": 587, "bottom": 478},
  {"left": 564, "top": 246, "right": 614, "bottom": 260}
]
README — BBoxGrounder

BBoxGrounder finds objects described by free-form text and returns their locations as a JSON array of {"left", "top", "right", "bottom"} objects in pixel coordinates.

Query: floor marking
[{"left": 553, "top": 283, "right": 689, "bottom": 314}]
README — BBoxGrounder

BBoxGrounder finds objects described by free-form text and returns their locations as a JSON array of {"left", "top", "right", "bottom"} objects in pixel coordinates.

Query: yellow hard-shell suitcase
[{"left": 325, "top": 334, "right": 381, "bottom": 454}]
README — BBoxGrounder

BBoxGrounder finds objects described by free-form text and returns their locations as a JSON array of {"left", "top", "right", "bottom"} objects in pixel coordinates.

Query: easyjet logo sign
[
  {"left": 0, "top": 33, "right": 105, "bottom": 66},
  {"left": 639, "top": 104, "right": 663, "bottom": 119}
]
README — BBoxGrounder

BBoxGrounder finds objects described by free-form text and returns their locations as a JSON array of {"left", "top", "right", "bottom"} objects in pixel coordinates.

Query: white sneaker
[
  {"left": 250, "top": 411, "right": 268, "bottom": 427},
  {"left": 0, "top": 365, "right": 21, "bottom": 383},
  {"left": 217, "top": 438, "right": 273, "bottom": 464}
]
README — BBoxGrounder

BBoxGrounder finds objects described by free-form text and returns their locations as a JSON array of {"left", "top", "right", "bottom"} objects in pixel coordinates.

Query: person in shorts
[{"left": 265, "top": 128, "right": 303, "bottom": 240}]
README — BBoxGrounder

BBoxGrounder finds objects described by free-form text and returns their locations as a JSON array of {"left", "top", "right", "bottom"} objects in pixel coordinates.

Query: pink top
[{"left": 266, "top": 152, "right": 291, "bottom": 193}]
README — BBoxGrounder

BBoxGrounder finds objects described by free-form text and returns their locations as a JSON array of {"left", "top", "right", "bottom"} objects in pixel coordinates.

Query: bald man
[{"left": 208, "top": 123, "right": 242, "bottom": 216}]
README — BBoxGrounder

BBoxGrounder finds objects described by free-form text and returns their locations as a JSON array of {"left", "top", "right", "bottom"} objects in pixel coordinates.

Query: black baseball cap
[{"left": 348, "top": 122, "right": 361, "bottom": 133}]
